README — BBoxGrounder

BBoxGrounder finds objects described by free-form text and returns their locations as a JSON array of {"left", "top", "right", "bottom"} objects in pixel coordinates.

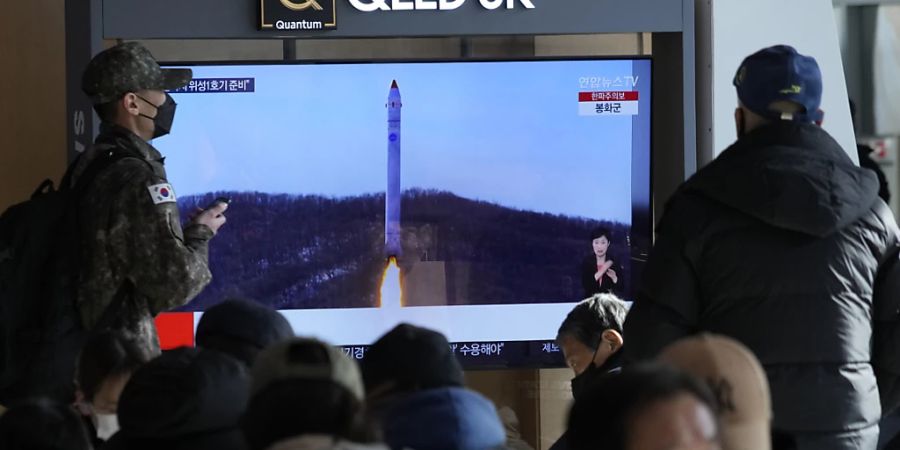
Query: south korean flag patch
[{"left": 148, "top": 183, "right": 177, "bottom": 204}]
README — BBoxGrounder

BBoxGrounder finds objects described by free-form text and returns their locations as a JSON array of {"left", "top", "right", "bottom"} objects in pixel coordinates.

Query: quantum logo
[
  {"left": 260, "top": 0, "right": 336, "bottom": 30},
  {"left": 348, "top": 0, "right": 535, "bottom": 12},
  {"left": 280, "top": 0, "right": 324, "bottom": 10}
]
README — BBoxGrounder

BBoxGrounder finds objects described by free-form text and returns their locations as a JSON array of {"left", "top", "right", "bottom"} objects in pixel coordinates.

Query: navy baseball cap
[{"left": 733, "top": 45, "right": 823, "bottom": 122}]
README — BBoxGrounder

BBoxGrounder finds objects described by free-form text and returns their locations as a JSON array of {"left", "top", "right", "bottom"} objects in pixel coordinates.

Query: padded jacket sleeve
[
  {"left": 871, "top": 204, "right": 900, "bottom": 415},
  {"left": 624, "top": 194, "right": 703, "bottom": 363}
]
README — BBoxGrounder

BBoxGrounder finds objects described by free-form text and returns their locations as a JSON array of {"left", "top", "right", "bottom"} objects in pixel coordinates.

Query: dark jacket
[
  {"left": 70, "top": 124, "right": 213, "bottom": 352},
  {"left": 549, "top": 349, "right": 624, "bottom": 450},
  {"left": 373, "top": 387, "right": 506, "bottom": 450},
  {"left": 624, "top": 122, "right": 900, "bottom": 442},
  {"left": 858, "top": 143, "right": 891, "bottom": 204},
  {"left": 580, "top": 255, "right": 623, "bottom": 298}
]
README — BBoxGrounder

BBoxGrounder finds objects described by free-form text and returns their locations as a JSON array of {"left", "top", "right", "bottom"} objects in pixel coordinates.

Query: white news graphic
[
  {"left": 578, "top": 91, "right": 639, "bottom": 117},
  {"left": 192, "top": 302, "right": 579, "bottom": 346}
]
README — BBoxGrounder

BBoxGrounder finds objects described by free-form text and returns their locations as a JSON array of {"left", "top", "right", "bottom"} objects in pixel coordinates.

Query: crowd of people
[{"left": 0, "top": 38, "right": 898, "bottom": 450}]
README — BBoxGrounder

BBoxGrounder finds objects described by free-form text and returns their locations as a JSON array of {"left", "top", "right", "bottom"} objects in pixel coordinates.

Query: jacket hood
[
  {"left": 376, "top": 387, "right": 505, "bottom": 450},
  {"left": 682, "top": 122, "right": 879, "bottom": 237}
]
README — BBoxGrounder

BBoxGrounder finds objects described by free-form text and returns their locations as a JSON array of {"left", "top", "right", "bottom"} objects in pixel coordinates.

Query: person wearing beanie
[
  {"left": 625, "top": 44, "right": 900, "bottom": 450},
  {"left": 242, "top": 338, "right": 386, "bottom": 450},
  {"left": 196, "top": 298, "right": 294, "bottom": 366},
  {"left": 103, "top": 347, "right": 250, "bottom": 450},
  {"left": 361, "top": 323, "right": 506, "bottom": 450}
]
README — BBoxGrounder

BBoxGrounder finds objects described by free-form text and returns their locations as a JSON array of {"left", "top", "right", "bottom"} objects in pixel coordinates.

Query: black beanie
[
  {"left": 361, "top": 324, "right": 464, "bottom": 393},
  {"left": 196, "top": 299, "right": 294, "bottom": 366},
  {"left": 107, "top": 348, "right": 249, "bottom": 450}
]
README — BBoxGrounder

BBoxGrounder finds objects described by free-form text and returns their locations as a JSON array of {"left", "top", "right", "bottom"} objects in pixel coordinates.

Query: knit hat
[
  {"left": 196, "top": 299, "right": 294, "bottom": 366},
  {"left": 361, "top": 324, "right": 464, "bottom": 393},
  {"left": 105, "top": 347, "right": 250, "bottom": 450}
]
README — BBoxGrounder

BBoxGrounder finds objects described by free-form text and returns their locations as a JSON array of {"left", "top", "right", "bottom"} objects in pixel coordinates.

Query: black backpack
[{"left": 0, "top": 149, "right": 139, "bottom": 404}]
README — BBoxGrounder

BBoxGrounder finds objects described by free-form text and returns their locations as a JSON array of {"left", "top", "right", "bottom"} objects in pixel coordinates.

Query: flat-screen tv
[{"left": 158, "top": 58, "right": 652, "bottom": 367}]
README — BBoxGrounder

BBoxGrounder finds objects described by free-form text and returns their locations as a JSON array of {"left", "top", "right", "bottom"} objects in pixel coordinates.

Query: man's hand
[{"left": 193, "top": 202, "right": 228, "bottom": 234}]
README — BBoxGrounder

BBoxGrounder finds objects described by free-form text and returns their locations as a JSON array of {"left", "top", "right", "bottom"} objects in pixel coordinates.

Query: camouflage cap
[{"left": 81, "top": 42, "right": 192, "bottom": 104}]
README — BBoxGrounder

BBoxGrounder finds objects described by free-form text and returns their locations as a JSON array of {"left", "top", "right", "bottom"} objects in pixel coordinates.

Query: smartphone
[{"left": 205, "top": 196, "right": 231, "bottom": 210}]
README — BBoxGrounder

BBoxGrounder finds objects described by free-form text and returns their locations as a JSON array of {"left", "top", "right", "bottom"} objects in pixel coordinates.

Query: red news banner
[{"left": 578, "top": 91, "right": 639, "bottom": 116}]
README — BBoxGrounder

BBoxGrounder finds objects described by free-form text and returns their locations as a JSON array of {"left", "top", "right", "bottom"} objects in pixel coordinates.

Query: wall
[
  {"left": 0, "top": 0, "right": 67, "bottom": 211},
  {"left": 874, "top": 6, "right": 900, "bottom": 135},
  {"left": 699, "top": 0, "right": 857, "bottom": 163}
]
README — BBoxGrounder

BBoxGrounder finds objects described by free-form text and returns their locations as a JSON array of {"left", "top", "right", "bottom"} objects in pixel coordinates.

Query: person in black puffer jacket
[{"left": 624, "top": 45, "right": 900, "bottom": 450}]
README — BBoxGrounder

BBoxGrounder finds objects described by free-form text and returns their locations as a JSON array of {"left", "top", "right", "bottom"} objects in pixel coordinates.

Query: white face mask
[{"left": 92, "top": 412, "right": 119, "bottom": 441}]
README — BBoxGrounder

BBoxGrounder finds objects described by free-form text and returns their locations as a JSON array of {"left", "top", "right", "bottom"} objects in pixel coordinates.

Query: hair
[
  {"left": 589, "top": 227, "right": 611, "bottom": 243},
  {"left": 740, "top": 100, "right": 807, "bottom": 129},
  {"left": 76, "top": 330, "right": 154, "bottom": 403},
  {"left": 242, "top": 341, "right": 376, "bottom": 450},
  {"left": 92, "top": 99, "right": 120, "bottom": 124},
  {"left": 567, "top": 363, "right": 718, "bottom": 450},
  {"left": 557, "top": 294, "right": 628, "bottom": 349},
  {"left": 0, "top": 398, "right": 93, "bottom": 450}
]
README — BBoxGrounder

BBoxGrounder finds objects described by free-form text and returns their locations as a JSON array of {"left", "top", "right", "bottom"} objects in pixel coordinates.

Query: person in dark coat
[
  {"left": 849, "top": 99, "right": 890, "bottom": 204},
  {"left": 624, "top": 45, "right": 900, "bottom": 450},
  {"left": 550, "top": 294, "right": 629, "bottom": 450}
]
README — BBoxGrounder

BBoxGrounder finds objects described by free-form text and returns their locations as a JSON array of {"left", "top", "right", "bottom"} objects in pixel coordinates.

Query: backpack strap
[{"left": 68, "top": 145, "right": 152, "bottom": 200}]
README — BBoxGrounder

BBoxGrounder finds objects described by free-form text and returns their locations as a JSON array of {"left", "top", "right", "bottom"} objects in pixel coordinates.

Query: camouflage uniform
[{"left": 75, "top": 43, "right": 210, "bottom": 351}]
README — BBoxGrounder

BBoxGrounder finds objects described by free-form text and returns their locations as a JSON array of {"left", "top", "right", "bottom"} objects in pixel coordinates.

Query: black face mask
[
  {"left": 137, "top": 93, "right": 177, "bottom": 139},
  {"left": 570, "top": 346, "right": 601, "bottom": 400}
]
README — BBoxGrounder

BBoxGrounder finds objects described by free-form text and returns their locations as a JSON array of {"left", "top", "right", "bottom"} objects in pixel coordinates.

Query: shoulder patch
[{"left": 148, "top": 183, "right": 177, "bottom": 204}]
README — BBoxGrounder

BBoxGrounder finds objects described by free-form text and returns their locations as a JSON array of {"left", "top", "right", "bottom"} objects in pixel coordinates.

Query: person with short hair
[
  {"left": 557, "top": 294, "right": 628, "bottom": 398},
  {"left": 74, "top": 330, "right": 154, "bottom": 443},
  {"left": 567, "top": 363, "right": 721, "bottom": 450},
  {"left": 361, "top": 324, "right": 505, "bottom": 450},
  {"left": 0, "top": 398, "right": 94, "bottom": 450},
  {"left": 196, "top": 298, "right": 294, "bottom": 367},
  {"left": 625, "top": 45, "right": 900, "bottom": 450},
  {"left": 552, "top": 294, "right": 628, "bottom": 450},
  {"left": 242, "top": 338, "right": 385, "bottom": 450}
]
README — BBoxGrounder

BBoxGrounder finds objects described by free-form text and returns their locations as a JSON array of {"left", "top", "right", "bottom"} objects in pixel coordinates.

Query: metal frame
[{"left": 66, "top": 0, "right": 697, "bottom": 220}]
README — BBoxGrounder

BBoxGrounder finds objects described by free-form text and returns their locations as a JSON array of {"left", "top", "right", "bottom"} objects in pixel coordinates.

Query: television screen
[{"left": 157, "top": 58, "right": 652, "bottom": 367}]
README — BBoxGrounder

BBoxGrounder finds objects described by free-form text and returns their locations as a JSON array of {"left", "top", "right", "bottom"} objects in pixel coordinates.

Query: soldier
[{"left": 74, "top": 42, "right": 228, "bottom": 352}]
